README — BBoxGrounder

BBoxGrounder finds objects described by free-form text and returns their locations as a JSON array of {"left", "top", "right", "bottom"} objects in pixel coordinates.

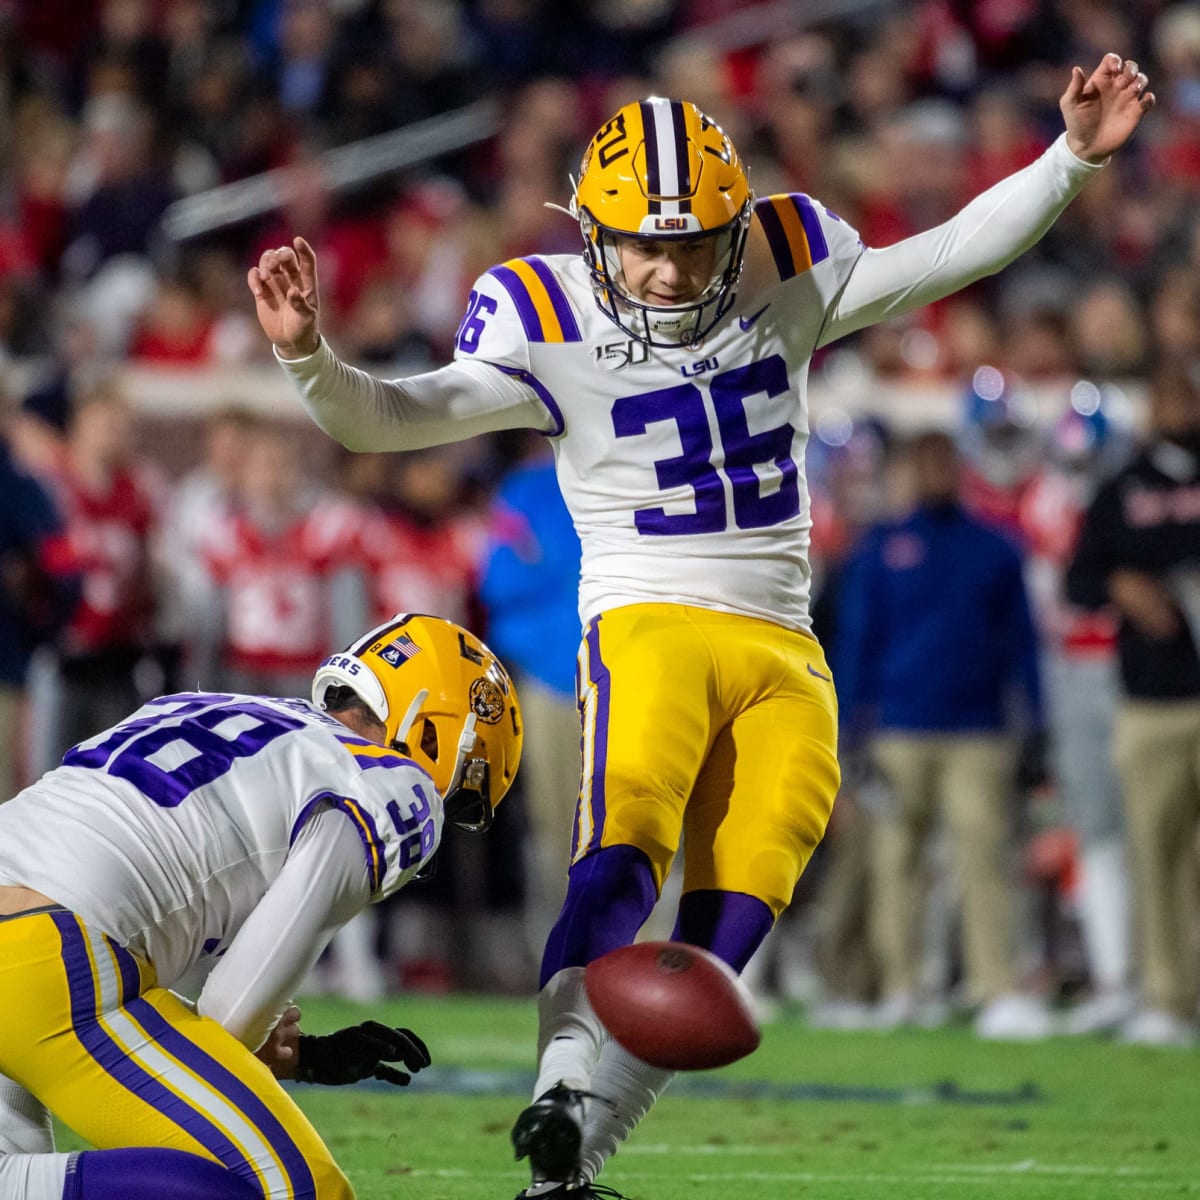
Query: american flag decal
[{"left": 379, "top": 634, "right": 421, "bottom": 667}]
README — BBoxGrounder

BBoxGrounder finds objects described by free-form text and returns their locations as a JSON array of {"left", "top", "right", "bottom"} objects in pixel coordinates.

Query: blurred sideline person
[
  {"left": 201, "top": 423, "right": 367, "bottom": 699},
  {"left": 835, "top": 431, "right": 1048, "bottom": 1039},
  {"left": 41, "top": 382, "right": 164, "bottom": 771},
  {"left": 155, "top": 405, "right": 262, "bottom": 691},
  {"left": 1067, "top": 361, "right": 1200, "bottom": 1047},
  {"left": 249, "top": 54, "right": 1153, "bottom": 1199},
  {"left": 0, "top": 414, "right": 79, "bottom": 797},
  {"left": 1018, "top": 404, "right": 1134, "bottom": 1033},
  {"left": 0, "top": 614, "right": 522, "bottom": 1200}
]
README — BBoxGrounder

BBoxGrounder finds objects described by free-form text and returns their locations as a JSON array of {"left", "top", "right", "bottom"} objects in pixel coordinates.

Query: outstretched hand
[
  {"left": 1061, "top": 52, "right": 1155, "bottom": 164},
  {"left": 247, "top": 235, "right": 321, "bottom": 359}
]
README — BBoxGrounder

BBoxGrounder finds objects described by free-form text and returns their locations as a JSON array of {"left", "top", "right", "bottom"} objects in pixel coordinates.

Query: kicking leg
[
  {"left": 514, "top": 846, "right": 658, "bottom": 1194},
  {"left": 576, "top": 888, "right": 774, "bottom": 1182}
]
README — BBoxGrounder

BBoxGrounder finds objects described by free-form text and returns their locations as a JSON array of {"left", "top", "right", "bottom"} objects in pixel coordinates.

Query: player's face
[{"left": 615, "top": 236, "right": 717, "bottom": 307}]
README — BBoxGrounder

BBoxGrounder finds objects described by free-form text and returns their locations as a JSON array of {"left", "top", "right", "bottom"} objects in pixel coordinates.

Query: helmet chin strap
[
  {"left": 445, "top": 713, "right": 479, "bottom": 794},
  {"left": 444, "top": 713, "right": 495, "bottom": 833}
]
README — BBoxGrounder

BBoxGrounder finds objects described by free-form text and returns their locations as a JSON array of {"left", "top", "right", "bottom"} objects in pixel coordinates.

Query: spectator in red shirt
[
  {"left": 202, "top": 422, "right": 365, "bottom": 697},
  {"left": 44, "top": 381, "right": 164, "bottom": 767}
]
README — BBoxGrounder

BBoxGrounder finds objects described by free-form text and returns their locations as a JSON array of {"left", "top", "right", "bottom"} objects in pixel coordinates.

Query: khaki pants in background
[
  {"left": 516, "top": 672, "right": 584, "bottom": 955},
  {"left": 0, "top": 687, "right": 24, "bottom": 801},
  {"left": 869, "top": 733, "right": 1018, "bottom": 1007},
  {"left": 1113, "top": 698, "right": 1200, "bottom": 1018}
]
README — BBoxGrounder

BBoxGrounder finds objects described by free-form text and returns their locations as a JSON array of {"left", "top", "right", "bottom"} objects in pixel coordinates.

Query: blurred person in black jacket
[
  {"left": 0, "top": 409, "right": 79, "bottom": 798},
  {"left": 1067, "top": 360, "right": 1200, "bottom": 1046}
]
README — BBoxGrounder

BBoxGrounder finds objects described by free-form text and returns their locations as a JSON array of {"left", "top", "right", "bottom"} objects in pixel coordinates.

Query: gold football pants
[
  {"left": 0, "top": 907, "right": 351, "bottom": 1200},
  {"left": 574, "top": 603, "right": 840, "bottom": 916}
]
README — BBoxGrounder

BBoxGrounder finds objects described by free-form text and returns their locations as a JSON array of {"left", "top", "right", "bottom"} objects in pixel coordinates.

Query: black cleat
[
  {"left": 511, "top": 1082, "right": 587, "bottom": 1183},
  {"left": 512, "top": 1184, "right": 632, "bottom": 1199}
]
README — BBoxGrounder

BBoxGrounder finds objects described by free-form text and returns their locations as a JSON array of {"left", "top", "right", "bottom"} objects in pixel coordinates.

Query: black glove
[{"left": 296, "top": 1021, "right": 431, "bottom": 1086}]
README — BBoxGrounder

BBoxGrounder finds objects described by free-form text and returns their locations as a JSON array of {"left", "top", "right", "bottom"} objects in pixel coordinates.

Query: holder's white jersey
[
  {"left": 280, "top": 135, "right": 1100, "bottom": 633},
  {"left": 0, "top": 691, "right": 440, "bottom": 1043}
]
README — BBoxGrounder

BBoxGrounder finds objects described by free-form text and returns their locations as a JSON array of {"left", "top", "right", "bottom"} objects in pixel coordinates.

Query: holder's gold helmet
[
  {"left": 312, "top": 613, "right": 522, "bottom": 833},
  {"left": 572, "top": 97, "right": 753, "bottom": 347}
]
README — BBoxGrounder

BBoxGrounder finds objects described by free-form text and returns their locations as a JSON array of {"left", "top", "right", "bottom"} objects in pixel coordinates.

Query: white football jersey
[
  {"left": 449, "top": 195, "right": 862, "bottom": 631},
  {"left": 0, "top": 692, "right": 441, "bottom": 992},
  {"left": 280, "top": 136, "right": 1100, "bottom": 635}
]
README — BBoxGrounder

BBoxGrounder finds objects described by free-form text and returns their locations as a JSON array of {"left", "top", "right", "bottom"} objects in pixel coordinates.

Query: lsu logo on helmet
[
  {"left": 469, "top": 675, "right": 506, "bottom": 724},
  {"left": 572, "top": 97, "right": 753, "bottom": 347}
]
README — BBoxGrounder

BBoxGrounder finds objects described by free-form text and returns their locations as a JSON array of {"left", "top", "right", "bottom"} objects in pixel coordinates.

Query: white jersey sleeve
[
  {"left": 277, "top": 340, "right": 550, "bottom": 451},
  {"left": 197, "top": 807, "right": 369, "bottom": 1048},
  {"left": 819, "top": 133, "right": 1103, "bottom": 346}
]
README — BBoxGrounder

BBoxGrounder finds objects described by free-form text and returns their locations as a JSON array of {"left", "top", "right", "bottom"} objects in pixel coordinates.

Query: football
[{"left": 584, "top": 940, "right": 761, "bottom": 1071}]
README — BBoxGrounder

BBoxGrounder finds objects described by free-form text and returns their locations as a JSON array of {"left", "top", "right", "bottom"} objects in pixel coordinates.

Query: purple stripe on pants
[{"left": 50, "top": 913, "right": 250, "bottom": 1182}]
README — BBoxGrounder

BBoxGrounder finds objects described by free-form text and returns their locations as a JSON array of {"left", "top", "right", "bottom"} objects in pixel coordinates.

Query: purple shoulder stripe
[
  {"left": 487, "top": 263, "right": 544, "bottom": 341},
  {"left": 754, "top": 197, "right": 793, "bottom": 281},
  {"left": 525, "top": 257, "right": 583, "bottom": 342},
  {"left": 794, "top": 195, "right": 830, "bottom": 264}
]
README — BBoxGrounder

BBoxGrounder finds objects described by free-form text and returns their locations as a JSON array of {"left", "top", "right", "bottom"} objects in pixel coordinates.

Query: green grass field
[{"left": 57, "top": 993, "right": 1200, "bottom": 1199}]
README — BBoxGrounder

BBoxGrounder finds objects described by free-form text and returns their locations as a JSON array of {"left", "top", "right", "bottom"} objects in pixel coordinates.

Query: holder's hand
[{"left": 296, "top": 1021, "right": 432, "bottom": 1087}]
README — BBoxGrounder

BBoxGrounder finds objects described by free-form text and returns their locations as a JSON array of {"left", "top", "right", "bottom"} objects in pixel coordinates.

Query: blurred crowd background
[{"left": 2, "top": 0, "right": 1200, "bottom": 1043}]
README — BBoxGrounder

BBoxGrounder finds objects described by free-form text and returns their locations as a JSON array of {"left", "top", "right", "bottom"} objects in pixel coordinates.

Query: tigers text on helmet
[
  {"left": 312, "top": 613, "right": 522, "bottom": 833},
  {"left": 572, "top": 97, "right": 753, "bottom": 348}
]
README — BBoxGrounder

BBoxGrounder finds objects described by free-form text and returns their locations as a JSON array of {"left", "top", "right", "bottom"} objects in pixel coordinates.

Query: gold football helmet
[
  {"left": 572, "top": 97, "right": 753, "bottom": 347},
  {"left": 312, "top": 613, "right": 522, "bottom": 833}
]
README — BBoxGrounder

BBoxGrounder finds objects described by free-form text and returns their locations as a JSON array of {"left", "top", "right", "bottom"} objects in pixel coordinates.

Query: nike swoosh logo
[
  {"left": 739, "top": 304, "right": 770, "bottom": 331},
  {"left": 807, "top": 664, "right": 831, "bottom": 681}
]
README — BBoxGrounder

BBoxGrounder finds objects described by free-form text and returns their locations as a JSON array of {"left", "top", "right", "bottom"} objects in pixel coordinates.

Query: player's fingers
[
  {"left": 396, "top": 1027, "right": 431, "bottom": 1069},
  {"left": 1113, "top": 59, "right": 1139, "bottom": 91},
  {"left": 252, "top": 265, "right": 290, "bottom": 308},
  {"left": 286, "top": 284, "right": 314, "bottom": 315},
  {"left": 294, "top": 236, "right": 319, "bottom": 296},
  {"left": 1140, "top": 89, "right": 1157, "bottom": 111},
  {"left": 359, "top": 1022, "right": 430, "bottom": 1070},
  {"left": 1063, "top": 65, "right": 1086, "bottom": 104},
  {"left": 373, "top": 1065, "right": 413, "bottom": 1087}
]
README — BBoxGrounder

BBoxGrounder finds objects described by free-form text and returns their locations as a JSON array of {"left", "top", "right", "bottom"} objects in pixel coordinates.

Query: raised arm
[
  {"left": 819, "top": 54, "right": 1154, "bottom": 348},
  {"left": 250, "top": 238, "right": 554, "bottom": 450}
]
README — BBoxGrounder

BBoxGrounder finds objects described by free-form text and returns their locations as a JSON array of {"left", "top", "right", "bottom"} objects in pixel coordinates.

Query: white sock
[
  {"left": 0, "top": 1152, "right": 73, "bottom": 1200},
  {"left": 0, "top": 1079, "right": 53, "bottom": 1154},
  {"left": 1079, "top": 838, "right": 1132, "bottom": 993},
  {"left": 532, "top": 967, "right": 608, "bottom": 1099},
  {"left": 578, "top": 1040, "right": 675, "bottom": 1182}
]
